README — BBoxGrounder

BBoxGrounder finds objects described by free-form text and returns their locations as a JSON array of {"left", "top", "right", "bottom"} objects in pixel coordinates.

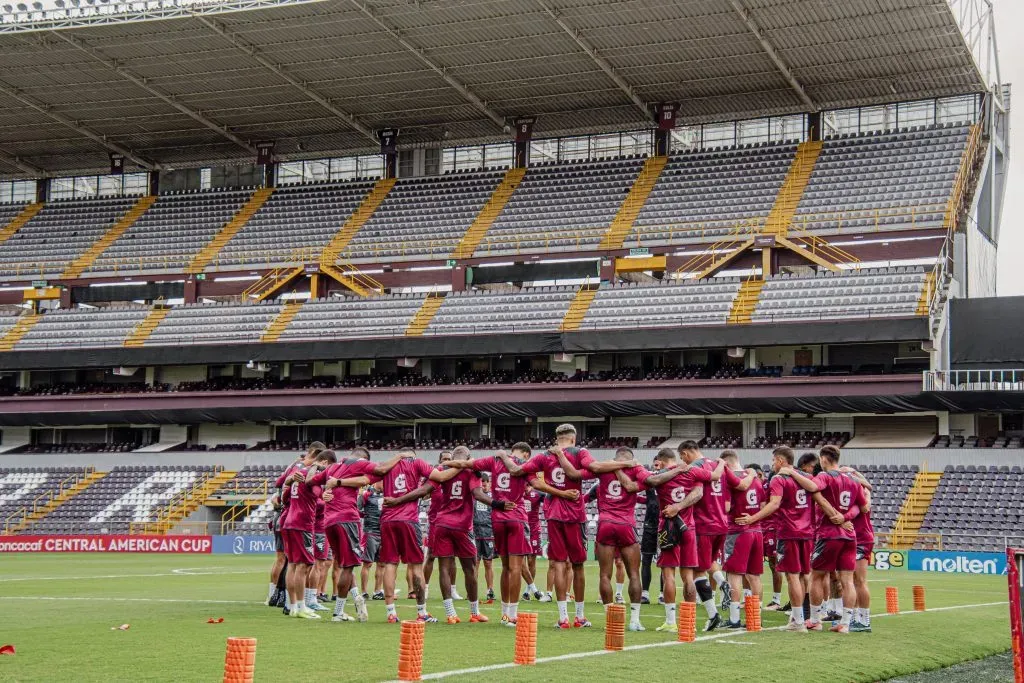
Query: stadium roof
[{"left": 0, "top": 0, "right": 989, "bottom": 177}]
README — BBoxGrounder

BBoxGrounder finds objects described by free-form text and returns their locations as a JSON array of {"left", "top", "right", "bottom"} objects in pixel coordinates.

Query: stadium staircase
[
  {"left": 242, "top": 265, "right": 305, "bottom": 302},
  {"left": 560, "top": 284, "right": 599, "bottom": 331},
  {"left": 319, "top": 262, "right": 384, "bottom": 297},
  {"left": 451, "top": 167, "right": 526, "bottom": 259},
  {"left": 405, "top": 293, "right": 445, "bottom": 336},
  {"left": 5, "top": 470, "right": 103, "bottom": 534},
  {"left": 765, "top": 140, "right": 822, "bottom": 235},
  {"left": 0, "top": 312, "right": 41, "bottom": 351},
  {"left": 0, "top": 202, "right": 43, "bottom": 246},
  {"left": 320, "top": 177, "right": 396, "bottom": 262},
  {"left": 60, "top": 195, "right": 157, "bottom": 279},
  {"left": 889, "top": 470, "right": 943, "bottom": 548},
  {"left": 598, "top": 155, "right": 668, "bottom": 250},
  {"left": 726, "top": 277, "right": 764, "bottom": 324},
  {"left": 123, "top": 306, "right": 171, "bottom": 347},
  {"left": 138, "top": 470, "right": 237, "bottom": 535},
  {"left": 260, "top": 301, "right": 303, "bottom": 342},
  {"left": 187, "top": 188, "right": 274, "bottom": 274}
]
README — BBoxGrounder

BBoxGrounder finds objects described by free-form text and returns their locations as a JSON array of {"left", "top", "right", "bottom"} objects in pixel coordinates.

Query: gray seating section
[
  {"left": 0, "top": 196, "right": 140, "bottom": 277},
  {"left": 276, "top": 294, "right": 426, "bottom": 341},
  {"left": 346, "top": 171, "right": 505, "bottom": 261},
  {"left": 219, "top": 180, "right": 377, "bottom": 267},
  {"left": 144, "top": 301, "right": 283, "bottom": 346},
  {"left": 630, "top": 143, "right": 796, "bottom": 245},
  {"left": 0, "top": 202, "right": 28, "bottom": 229},
  {"left": 479, "top": 156, "right": 644, "bottom": 254},
  {"left": 0, "top": 467, "right": 90, "bottom": 529},
  {"left": 850, "top": 464, "right": 917, "bottom": 534},
  {"left": 28, "top": 465, "right": 220, "bottom": 535},
  {"left": 752, "top": 266, "right": 927, "bottom": 322},
  {"left": 426, "top": 287, "right": 577, "bottom": 335},
  {"left": 15, "top": 306, "right": 151, "bottom": 349},
  {"left": 0, "top": 314, "right": 20, "bottom": 338},
  {"left": 89, "top": 189, "right": 252, "bottom": 273},
  {"left": 796, "top": 124, "right": 969, "bottom": 233},
  {"left": 582, "top": 278, "right": 742, "bottom": 329},
  {"left": 919, "top": 465, "right": 1024, "bottom": 552}
]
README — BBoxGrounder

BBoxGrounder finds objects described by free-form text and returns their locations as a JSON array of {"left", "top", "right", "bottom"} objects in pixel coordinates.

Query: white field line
[
  {"left": 0, "top": 569, "right": 262, "bottom": 582},
  {"left": 384, "top": 600, "right": 1009, "bottom": 682}
]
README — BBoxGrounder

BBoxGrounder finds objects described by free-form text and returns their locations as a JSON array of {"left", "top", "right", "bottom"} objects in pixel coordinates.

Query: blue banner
[
  {"left": 212, "top": 535, "right": 276, "bottom": 555},
  {"left": 908, "top": 550, "right": 1008, "bottom": 575}
]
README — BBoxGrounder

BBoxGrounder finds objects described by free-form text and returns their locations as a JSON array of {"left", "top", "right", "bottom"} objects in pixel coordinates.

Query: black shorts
[
  {"left": 362, "top": 533, "right": 381, "bottom": 563},
  {"left": 641, "top": 527, "right": 659, "bottom": 555},
  {"left": 274, "top": 530, "right": 284, "bottom": 553},
  {"left": 476, "top": 538, "right": 495, "bottom": 561}
]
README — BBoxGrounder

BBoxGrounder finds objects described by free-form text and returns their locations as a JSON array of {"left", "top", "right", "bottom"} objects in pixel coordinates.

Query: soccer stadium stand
[
  {"left": 0, "top": 467, "right": 91, "bottom": 532},
  {"left": 919, "top": 466, "right": 1024, "bottom": 551}
]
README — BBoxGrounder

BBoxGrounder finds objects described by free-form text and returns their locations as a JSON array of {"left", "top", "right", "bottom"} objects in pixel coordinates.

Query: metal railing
[
  {"left": 0, "top": 468, "right": 94, "bottom": 534},
  {"left": 924, "top": 369, "right": 1024, "bottom": 392},
  {"left": 875, "top": 531, "right": 943, "bottom": 550}
]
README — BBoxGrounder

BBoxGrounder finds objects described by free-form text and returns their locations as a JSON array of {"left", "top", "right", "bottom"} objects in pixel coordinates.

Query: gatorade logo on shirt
[
  {"left": 671, "top": 487, "right": 686, "bottom": 503},
  {"left": 497, "top": 473, "right": 511, "bottom": 491},
  {"left": 551, "top": 467, "right": 566, "bottom": 485}
]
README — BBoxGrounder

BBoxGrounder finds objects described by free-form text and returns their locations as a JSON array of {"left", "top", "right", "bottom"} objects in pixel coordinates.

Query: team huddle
[{"left": 264, "top": 424, "right": 875, "bottom": 634}]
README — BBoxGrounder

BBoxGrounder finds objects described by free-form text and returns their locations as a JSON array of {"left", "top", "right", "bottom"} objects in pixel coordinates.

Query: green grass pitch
[{"left": 0, "top": 553, "right": 1013, "bottom": 682}]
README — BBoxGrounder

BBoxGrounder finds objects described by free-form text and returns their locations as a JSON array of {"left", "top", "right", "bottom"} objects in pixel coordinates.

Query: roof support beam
[
  {"left": 52, "top": 31, "right": 257, "bottom": 155},
  {"left": 0, "top": 78, "right": 156, "bottom": 171},
  {"left": 534, "top": 0, "right": 648, "bottom": 119},
  {"left": 728, "top": 0, "right": 816, "bottom": 110},
  {"left": 0, "top": 147, "right": 46, "bottom": 177},
  {"left": 195, "top": 16, "right": 378, "bottom": 145},
  {"left": 347, "top": 0, "right": 506, "bottom": 130}
]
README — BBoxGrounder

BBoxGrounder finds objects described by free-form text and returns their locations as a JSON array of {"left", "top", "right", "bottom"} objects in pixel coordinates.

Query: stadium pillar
[
  {"left": 378, "top": 128, "right": 399, "bottom": 179},
  {"left": 148, "top": 171, "right": 159, "bottom": 197},
  {"left": 600, "top": 257, "right": 615, "bottom": 282},
  {"left": 59, "top": 287, "right": 71, "bottom": 308},
  {"left": 653, "top": 103, "right": 680, "bottom": 156},
  {"left": 451, "top": 265, "right": 466, "bottom": 292},
  {"left": 183, "top": 277, "right": 198, "bottom": 304},
  {"left": 513, "top": 117, "right": 536, "bottom": 168},
  {"left": 35, "top": 178, "right": 48, "bottom": 204},
  {"left": 807, "top": 112, "right": 822, "bottom": 142}
]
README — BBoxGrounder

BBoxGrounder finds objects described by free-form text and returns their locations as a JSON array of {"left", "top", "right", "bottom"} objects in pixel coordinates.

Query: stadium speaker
[
  {"left": 727, "top": 347, "right": 745, "bottom": 359},
  {"left": 112, "top": 367, "right": 138, "bottom": 376},
  {"left": 397, "top": 358, "right": 419, "bottom": 368}
]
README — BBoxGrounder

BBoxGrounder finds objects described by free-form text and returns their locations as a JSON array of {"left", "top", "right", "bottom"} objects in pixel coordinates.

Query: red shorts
[
  {"left": 493, "top": 520, "right": 532, "bottom": 557},
  {"left": 379, "top": 521, "right": 424, "bottom": 565},
  {"left": 696, "top": 533, "right": 726, "bottom": 572},
  {"left": 811, "top": 538, "right": 856, "bottom": 572},
  {"left": 326, "top": 522, "right": 363, "bottom": 568},
  {"left": 657, "top": 528, "right": 698, "bottom": 568},
  {"left": 763, "top": 530, "right": 777, "bottom": 563},
  {"left": 596, "top": 522, "right": 638, "bottom": 548},
  {"left": 529, "top": 525, "right": 542, "bottom": 556},
  {"left": 546, "top": 520, "right": 587, "bottom": 564},
  {"left": 432, "top": 525, "right": 477, "bottom": 559},
  {"left": 281, "top": 529, "right": 315, "bottom": 565},
  {"left": 855, "top": 542, "right": 874, "bottom": 563},
  {"left": 722, "top": 531, "right": 764, "bottom": 576},
  {"left": 775, "top": 538, "right": 812, "bottom": 575}
]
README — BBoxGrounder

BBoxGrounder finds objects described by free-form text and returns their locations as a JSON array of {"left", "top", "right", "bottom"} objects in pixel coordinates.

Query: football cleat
[
  {"left": 830, "top": 623, "right": 849, "bottom": 634},
  {"left": 533, "top": 590, "right": 544, "bottom": 600},
  {"left": 470, "top": 613, "right": 489, "bottom": 623},
  {"left": 824, "top": 611, "right": 842, "bottom": 623},
  {"left": 614, "top": 593, "right": 625, "bottom": 604},
  {"left": 307, "top": 602, "right": 327, "bottom": 611},
  {"left": 655, "top": 622, "right": 676, "bottom": 632},
  {"left": 806, "top": 620, "right": 823, "bottom": 632},
  {"left": 849, "top": 621, "right": 872, "bottom": 633},
  {"left": 331, "top": 613, "right": 355, "bottom": 622},
  {"left": 295, "top": 607, "right": 321, "bottom": 620},
  {"left": 764, "top": 601, "right": 783, "bottom": 611},
  {"left": 725, "top": 620, "right": 745, "bottom": 629},
  {"left": 640, "top": 595, "right": 651, "bottom": 605},
  {"left": 522, "top": 591, "right": 532, "bottom": 601},
  {"left": 371, "top": 591, "right": 385, "bottom": 600},
  {"left": 446, "top": 616, "right": 461, "bottom": 625},
  {"left": 417, "top": 613, "right": 438, "bottom": 624},
  {"left": 501, "top": 615, "right": 518, "bottom": 628},
  {"left": 538, "top": 593, "right": 553, "bottom": 603},
  {"left": 486, "top": 589, "right": 495, "bottom": 601},
  {"left": 628, "top": 622, "right": 646, "bottom": 632},
  {"left": 354, "top": 595, "right": 368, "bottom": 623},
  {"left": 555, "top": 618, "right": 571, "bottom": 629},
  {"left": 703, "top": 613, "right": 722, "bottom": 632},
  {"left": 387, "top": 613, "right": 400, "bottom": 624},
  {"left": 573, "top": 617, "right": 592, "bottom": 628},
  {"left": 785, "top": 621, "right": 808, "bottom": 633}
]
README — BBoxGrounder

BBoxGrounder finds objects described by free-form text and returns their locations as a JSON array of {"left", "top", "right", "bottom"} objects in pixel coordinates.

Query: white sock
[
  {"left": 665, "top": 602, "right": 676, "bottom": 624},
  {"left": 417, "top": 603, "right": 427, "bottom": 617},
  {"left": 615, "top": 582, "right": 624, "bottom": 595},
  {"left": 470, "top": 600, "right": 480, "bottom": 616},
  {"left": 840, "top": 601, "right": 852, "bottom": 626},
  {"left": 702, "top": 598, "right": 718, "bottom": 618},
  {"left": 862, "top": 607, "right": 871, "bottom": 625},
  {"left": 811, "top": 603, "right": 823, "bottom": 622},
  {"left": 575, "top": 601, "right": 585, "bottom": 620},
  {"left": 712, "top": 570, "right": 727, "bottom": 587},
  {"left": 528, "top": 583, "right": 539, "bottom": 594},
  {"left": 335, "top": 598, "right": 347, "bottom": 615},
  {"left": 349, "top": 588, "right": 360, "bottom": 601},
  {"left": 508, "top": 602, "right": 518, "bottom": 619},
  {"left": 772, "top": 592, "right": 782, "bottom": 604},
  {"left": 793, "top": 606, "right": 805, "bottom": 625},
  {"left": 423, "top": 586, "right": 430, "bottom": 601},
  {"left": 642, "top": 590, "right": 650, "bottom": 599},
  {"left": 386, "top": 603, "right": 397, "bottom": 617},
  {"left": 743, "top": 589, "right": 753, "bottom": 599},
  {"left": 557, "top": 600, "right": 568, "bottom": 621},
  {"left": 729, "top": 600, "right": 741, "bottom": 624},
  {"left": 443, "top": 599, "right": 456, "bottom": 618},
  {"left": 305, "top": 588, "right": 315, "bottom": 605},
  {"left": 501, "top": 602, "right": 509, "bottom": 617},
  {"left": 268, "top": 583, "right": 277, "bottom": 600},
  {"left": 630, "top": 603, "right": 641, "bottom": 625}
]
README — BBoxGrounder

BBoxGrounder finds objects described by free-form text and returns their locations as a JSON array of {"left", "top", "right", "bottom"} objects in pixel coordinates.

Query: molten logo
[{"left": 920, "top": 556, "right": 1000, "bottom": 574}]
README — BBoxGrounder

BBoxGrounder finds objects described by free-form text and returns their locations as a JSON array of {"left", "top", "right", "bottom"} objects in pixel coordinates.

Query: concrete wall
[{"left": 3, "top": 447, "right": 1021, "bottom": 471}]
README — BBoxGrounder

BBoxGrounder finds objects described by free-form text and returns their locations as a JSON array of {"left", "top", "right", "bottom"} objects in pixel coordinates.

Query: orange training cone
[
  {"left": 912, "top": 585, "right": 926, "bottom": 611},
  {"left": 605, "top": 604, "right": 626, "bottom": 651},
  {"left": 885, "top": 586, "right": 899, "bottom": 614},
  {"left": 677, "top": 601, "right": 696, "bottom": 643},
  {"left": 514, "top": 612, "right": 538, "bottom": 665},
  {"left": 397, "top": 620, "right": 425, "bottom": 681},
  {"left": 744, "top": 595, "right": 761, "bottom": 632},
  {"left": 223, "top": 637, "right": 257, "bottom": 683}
]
